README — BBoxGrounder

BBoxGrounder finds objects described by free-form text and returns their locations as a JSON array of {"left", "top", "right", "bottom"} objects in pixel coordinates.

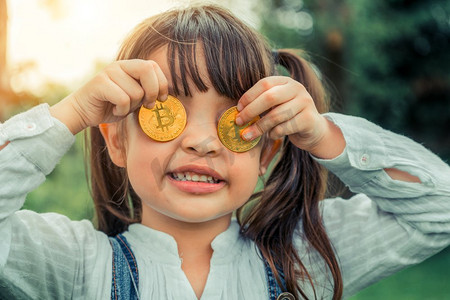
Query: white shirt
[{"left": 0, "top": 104, "right": 449, "bottom": 299}]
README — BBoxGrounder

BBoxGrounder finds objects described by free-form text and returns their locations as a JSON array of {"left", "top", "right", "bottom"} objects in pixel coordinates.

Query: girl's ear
[
  {"left": 259, "top": 139, "right": 282, "bottom": 176},
  {"left": 99, "top": 123, "right": 126, "bottom": 168}
]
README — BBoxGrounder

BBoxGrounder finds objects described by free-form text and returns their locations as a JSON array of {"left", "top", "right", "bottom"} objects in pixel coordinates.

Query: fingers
[
  {"left": 236, "top": 77, "right": 290, "bottom": 125},
  {"left": 104, "top": 66, "right": 144, "bottom": 115},
  {"left": 100, "top": 79, "right": 133, "bottom": 117},
  {"left": 153, "top": 64, "right": 169, "bottom": 101},
  {"left": 115, "top": 59, "right": 169, "bottom": 109},
  {"left": 237, "top": 76, "right": 315, "bottom": 141},
  {"left": 65, "top": 59, "right": 169, "bottom": 129},
  {"left": 254, "top": 100, "right": 301, "bottom": 138},
  {"left": 241, "top": 98, "right": 308, "bottom": 141}
]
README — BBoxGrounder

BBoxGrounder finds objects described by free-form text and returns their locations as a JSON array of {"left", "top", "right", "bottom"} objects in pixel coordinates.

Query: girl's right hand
[{"left": 50, "top": 59, "right": 168, "bottom": 135}]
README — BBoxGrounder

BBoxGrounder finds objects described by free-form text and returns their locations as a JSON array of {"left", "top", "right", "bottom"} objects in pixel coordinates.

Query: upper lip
[{"left": 169, "top": 165, "right": 225, "bottom": 181}]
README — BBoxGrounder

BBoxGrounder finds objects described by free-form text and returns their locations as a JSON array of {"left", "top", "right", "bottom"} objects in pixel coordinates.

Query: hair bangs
[
  {"left": 116, "top": 5, "right": 274, "bottom": 100},
  {"left": 164, "top": 5, "right": 274, "bottom": 100}
]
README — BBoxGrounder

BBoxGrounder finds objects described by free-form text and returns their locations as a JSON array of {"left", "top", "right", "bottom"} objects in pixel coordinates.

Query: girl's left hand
[{"left": 235, "top": 76, "right": 345, "bottom": 159}]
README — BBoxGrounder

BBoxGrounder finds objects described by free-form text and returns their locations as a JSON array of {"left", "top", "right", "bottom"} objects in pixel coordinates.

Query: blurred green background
[
  {"left": 261, "top": 1, "right": 450, "bottom": 299},
  {"left": 1, "top": 0, "right": 449, "bottom": 299}
]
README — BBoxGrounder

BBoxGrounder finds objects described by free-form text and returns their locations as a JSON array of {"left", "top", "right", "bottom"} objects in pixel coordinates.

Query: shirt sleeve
[
  {"left": 315, "top": 113, "right": 450, "bottom": 298},
  {"left": 0, "top": 104, "right": 75, "bottom": 221},
  {"left": 0, "top": 104, "right": 111, "bottom": 299}
]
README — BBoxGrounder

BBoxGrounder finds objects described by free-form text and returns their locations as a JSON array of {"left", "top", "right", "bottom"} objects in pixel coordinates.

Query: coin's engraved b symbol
[
  {"left": 228, "top": 120, "right": 242, "bottom": 141},
  {"left": 153, "top": 104, "right": 175, "bottom": 131}
]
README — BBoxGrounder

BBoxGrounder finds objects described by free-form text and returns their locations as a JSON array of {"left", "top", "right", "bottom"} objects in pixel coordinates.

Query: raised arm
[
  {"left": 316, "top": 113, "right": 450, "bottom": 298},
  {"left": 0, "top": 59, "right": 169, "bottom": 298},
  {"left": 235, "top": 74, "right": 449, "bottom": 298}
]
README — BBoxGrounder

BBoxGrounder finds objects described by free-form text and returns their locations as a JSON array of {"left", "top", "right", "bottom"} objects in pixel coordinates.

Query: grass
[{"left": 349, "top": 246, "right": 450, "bottom": 299}]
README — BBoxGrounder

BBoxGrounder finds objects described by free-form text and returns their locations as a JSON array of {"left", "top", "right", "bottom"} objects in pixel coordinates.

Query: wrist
[
  {"left": 49, "top": 96, "right": 86, "bottom": 135},
  {"left": 308, "top": 118, "right": 346, "bottom": 159}
]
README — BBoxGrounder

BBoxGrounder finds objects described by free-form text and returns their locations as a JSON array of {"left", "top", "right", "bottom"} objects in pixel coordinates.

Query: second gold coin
[{"left": 217, "top": 106, "right": 261, "bottom": 152}]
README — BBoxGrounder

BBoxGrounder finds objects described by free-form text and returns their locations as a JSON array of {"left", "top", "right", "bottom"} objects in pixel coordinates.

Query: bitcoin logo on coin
[
  {"left": 154, "top": 103, "right": 175, "bottom": 131},
  {"left": 217, "top": 106, "right": 261, "bottom": 152},
  {"left": 139, "top": 95, "right": 186, "bottom": 141}
]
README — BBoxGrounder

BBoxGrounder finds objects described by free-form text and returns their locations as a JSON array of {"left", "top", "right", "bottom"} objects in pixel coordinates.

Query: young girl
[{"left": 1, "top": 4, "right": 449, "bottom": 300}]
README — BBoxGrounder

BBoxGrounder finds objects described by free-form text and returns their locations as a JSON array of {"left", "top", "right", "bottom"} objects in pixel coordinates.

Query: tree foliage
[
  {"left": 258, "top": 0, "right": 450, "bottom": 298},
  {"left": 259, "top": 0, "right": 450, "bottom": 160}
]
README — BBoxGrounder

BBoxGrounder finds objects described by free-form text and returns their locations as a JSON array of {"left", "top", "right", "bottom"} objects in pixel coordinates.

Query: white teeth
[{"left": 172, "top": 172, "right": 220, "bottom": 183}]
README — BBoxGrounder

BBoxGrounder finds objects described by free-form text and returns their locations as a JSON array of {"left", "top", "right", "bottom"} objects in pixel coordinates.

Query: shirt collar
[{"left": 124, "top": 219, "right": 244, "bottom": 265}]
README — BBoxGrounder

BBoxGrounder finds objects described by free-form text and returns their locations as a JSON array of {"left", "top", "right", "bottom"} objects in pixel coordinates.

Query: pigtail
[
  {"left": 238, "top": 50, "right": 343, "bottom": 299},
  {"left": 87, "top": 126, "right": 141, "bottom": 236},
  {"left": 277, "top": 49, "right": 328, "bottom": 113}
]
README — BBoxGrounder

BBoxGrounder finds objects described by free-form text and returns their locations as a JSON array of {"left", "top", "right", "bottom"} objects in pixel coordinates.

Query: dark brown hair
[
  {"left": 87, "top": 4, "right": 342, "bottom": 299},
  {"left": 237, "top": 49, "right": 342, "bottom": 299}
]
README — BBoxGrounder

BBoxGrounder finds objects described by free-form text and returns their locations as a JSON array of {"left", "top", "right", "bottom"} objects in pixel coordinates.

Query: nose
[{"left": 180, "top": 119, "right": 223, "bottom": 157}]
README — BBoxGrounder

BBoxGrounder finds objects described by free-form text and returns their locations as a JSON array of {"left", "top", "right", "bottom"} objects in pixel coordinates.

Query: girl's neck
[
  {"left": 140, "top": 210, "right": 232, "bottom": 255},
  {"left": 141, "top": 211, "right": 232, "bottom": 299}
]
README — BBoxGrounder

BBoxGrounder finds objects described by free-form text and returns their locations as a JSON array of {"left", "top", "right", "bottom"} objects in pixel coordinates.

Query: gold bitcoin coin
[
  {"left": 217, "top": 106, "right": 261, "bottom": 153},
  {"left": 138, "top": 95, "right": 186, "bottom": 142}
]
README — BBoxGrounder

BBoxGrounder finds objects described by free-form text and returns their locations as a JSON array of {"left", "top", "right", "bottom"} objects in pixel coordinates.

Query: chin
[{"left": 167, "top": 208, "right": 233, "bottom": 224}]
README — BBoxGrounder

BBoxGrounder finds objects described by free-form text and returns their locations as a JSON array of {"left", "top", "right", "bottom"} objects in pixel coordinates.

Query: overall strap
[
  {"left": 109, "top": 234, "right": 140, "bottom": 300},
  {"left": 263, "top": 256, "right": 295, "bottom": 300}
]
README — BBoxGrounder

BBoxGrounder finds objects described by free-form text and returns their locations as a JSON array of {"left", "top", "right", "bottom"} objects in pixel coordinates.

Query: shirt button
[
  {"left": 424, "top": 180, "right": 433, "bottom": 187},
  {"left": 277, "top": 292, "right": 296, "bottom": 300},
  {"left": 360, "top": 153, "right": 370, "bottom": 166},
  {"left": 25, "top": 123, "right": 37, "bottom": 131}
]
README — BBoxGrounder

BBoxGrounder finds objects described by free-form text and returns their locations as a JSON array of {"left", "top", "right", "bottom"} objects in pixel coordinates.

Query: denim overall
[
  {"left": 109, "top": 234, "right": 140, "bottom": 300},
  {"left": 109, "top": 234, "right": 295, "bottom": 300}
]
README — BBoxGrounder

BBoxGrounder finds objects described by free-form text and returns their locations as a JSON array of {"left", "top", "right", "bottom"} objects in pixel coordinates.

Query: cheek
[
  {"left": 126, "top": 146, "right": 159, "bottom": 196},
  {"left": 230, "top": 151, "right": 261, "bottom": 202},
  {"left": 125, "top": 132, "right": 172, "bottom": 195}
]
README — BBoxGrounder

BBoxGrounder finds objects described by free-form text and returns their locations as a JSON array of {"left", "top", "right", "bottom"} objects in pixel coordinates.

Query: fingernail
[
  {"left": 241, "top": 129, "right": 254, "bottom": 141},
  {"left": 143, "top": 102, "right": 155, "bottom": 109},
  {"left": 160, "top": 94, "right": 168, "bottom": 101},
  {"left": 235, "top": 116, "right": 243, "bottom": 126},
  {"left": 236, "top": 102, "right": 243, "bottom": 112}
]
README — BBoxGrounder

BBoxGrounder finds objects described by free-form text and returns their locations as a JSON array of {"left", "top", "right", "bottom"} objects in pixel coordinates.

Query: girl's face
[{"left": 118, "top": 47, "right": 266, "bottom": 229}]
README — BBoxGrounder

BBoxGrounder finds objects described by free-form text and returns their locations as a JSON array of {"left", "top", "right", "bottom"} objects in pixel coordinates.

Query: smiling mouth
[{"left": 169, "top": 172, "right": 222, "bottom": 184}]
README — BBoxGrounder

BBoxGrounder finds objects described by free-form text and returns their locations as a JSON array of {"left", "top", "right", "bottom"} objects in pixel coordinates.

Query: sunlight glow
[{"left": 7, "top": 0, "right": 259, "bottom": 94}]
